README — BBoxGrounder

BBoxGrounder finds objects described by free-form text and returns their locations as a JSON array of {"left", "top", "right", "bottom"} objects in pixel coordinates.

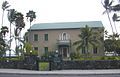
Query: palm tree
[
  {"left": 0, "top": 37, "right": 6, "bottom": 57},
  {"left": 73, "top": 25, "right": 100, "bottom": 54},
  {"left": 26, "top": 10, "right": 36, "bottom": 40},
  {"left": 14, "top": 12, "right": 25, "bottom": 55},
  {"left": 26, "top": 10, "right": 36, "bottom": 26},
  {"left": 7, "top": 9, "right": 16, "bottom": 57},
  {"left": 1, "top": 1, "right": 10, "bottom": 27},
  {"left": 14, "top": 12, "right": 25, "bottom": 37},
  {"left": 0, "top": 26, "right": 9, "bottom": 39},
  {"left": 7, "top": 9, "right": 16, "bottom": 47},
  {"left": 0, "top": 26, "right": 8, "bottom": 56},
  {"left": 112, "top": 13, "right": 120, "bottom": 33},
  {"left": 101, "top": 0, "right": 114, "bottom": 34}
]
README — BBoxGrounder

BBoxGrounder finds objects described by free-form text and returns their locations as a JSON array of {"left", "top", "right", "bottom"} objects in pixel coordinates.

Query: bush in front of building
[
  {"left": 70, "top": 52, "right": 120, "bottom": 60},
  {"left": 70, "top": 52, "right": 94, "bottom": 60}
]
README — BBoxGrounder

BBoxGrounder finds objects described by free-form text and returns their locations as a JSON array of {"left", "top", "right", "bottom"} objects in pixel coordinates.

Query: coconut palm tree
[
  {"left": 14, "top": 12, "right": 25, "bottom": 55},
  {"left": 0, "top": 26, "right": 9, "bottom": 39},
  {"left": 1, "top": 1, "right": 10, "bottom": 27},
  {"left": 26, "top": 10, "right": 36, "bottom": 26},
  {"left": 112, "top": 13, "right": 120, "bottom": 33},
  {"left": 0, "top": 26, "right": 9, "bottom": 56},
  {"left": 73, "top": 25, "right": 100, "bottom": 54},
  {"left": 7, "top": 9, "right": 16, "bottom": 46},
  {"left": 7, "top": 9, "right": 16, "bottom": 57},
  {"left": 101, "top": 0, "right": 114, "bottom": 34},
  {"left": 0, "top": 37, "right": 6, "bottom": 57},
  {"left": 14, "top": 12, "right": 25, "bottom": 37},
  {"left": 26, "top": 10, "right": 36, "bottom": 40}
]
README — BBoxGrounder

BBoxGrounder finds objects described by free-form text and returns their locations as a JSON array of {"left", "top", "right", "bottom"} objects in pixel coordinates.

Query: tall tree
[
  {"left": 102, "top": 0, "right": 114, "bottom": 34},
  {"left": 7, "top": 9, "right": 16, "bottom": 57},
  {"left": 73, "top": 25, "right": 101, "bottom": 54},
  {"left": 14, "top": 12, "right": 25, "bottom": 37},
  {"left": 26, "top": 10, "right": 36, "bottom": 26},
  {"left": 14, "top": 12, "right": 25, "bottom": 55},
  {"left": 112, "top": 13, "right": 120, "bottom": 34},
  {"left": 0, "top": 33, "right": 6, "bottom": 57},
  {"left": 104, "top": 35, "right": 120, "bottom": 55},
  {"left": 0, "top": 26, "right": 9, "bottom": 39},
  {"left": 26, "top": 10, "right": 36, "bottom": 40},
  {"left": 1, "top": 1, "right": 10, "bottom": 27}
]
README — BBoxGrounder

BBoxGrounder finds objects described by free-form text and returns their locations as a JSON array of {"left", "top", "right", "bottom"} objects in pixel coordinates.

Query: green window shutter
[
  {"left": 34, "top": 34, "right": 38, "bottom": 41},
  {"left": 44, "top": 47, "right": 48, "bottom": 54},
  {"left": 44, "top": 34, "right": 48, "bottom": 41}
]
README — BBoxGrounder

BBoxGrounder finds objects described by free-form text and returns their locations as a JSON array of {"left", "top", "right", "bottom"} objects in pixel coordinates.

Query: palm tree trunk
[
  {"left": 106, "top": 10, "right": 114, "bottom": 34},
  {"left": 30, "top": 22, "right": 31, "bottom": 32},
  {"left": 113, "top": 22, "right": 118, "bottom": 34},
  {"left": 15, "top": 38, "right": 18, "bottom": 56},
  {"left": 29, "top": 22, "right": 31, "bottom": 42},
  {"left": 9, "top": 23, "right": 12, "bottom": 58},
  {"left": 1, "top": 10, "right": 4, "bottom": 27}
]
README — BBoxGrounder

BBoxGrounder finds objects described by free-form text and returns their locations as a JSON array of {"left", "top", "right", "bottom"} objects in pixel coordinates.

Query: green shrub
[
  {"left": 70, "top": 52, "right": 81, "bottom": 60},
  {"left": 70, "top": 53, "right": 120, "bottom": 61},
  {"left": 39, "top": 62, "right": 49, "bottom": 71}
]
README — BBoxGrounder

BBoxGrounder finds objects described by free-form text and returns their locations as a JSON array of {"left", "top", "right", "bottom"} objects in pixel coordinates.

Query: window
[
  {"left": 34, "top": 34, "right": 38, "bottom": 41},
  {"left": 44, "top": 47, "right": 48, "bottom": 54},
  {"left": 59, "top": 32, "right": 70, "bottom": 40},
  {"left": 34, "top": 47, "right": 38, "bottom": 51},
  {"left": 44, "top": 34, "right": 48, "bottom": 41},
  {"left": 82, "top": 47, "right": 85, "bottom": 54},
  {"left": 93, "top": 47, "right": 97, "bottom": 54},
  {"left": 63, "top": 33, "right": 67, "bottom": 40}
]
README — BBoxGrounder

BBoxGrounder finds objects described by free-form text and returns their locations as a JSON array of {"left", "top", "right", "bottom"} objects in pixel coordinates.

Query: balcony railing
[{"left": 57, "top": 40, "right": 71, "bottom": 45}]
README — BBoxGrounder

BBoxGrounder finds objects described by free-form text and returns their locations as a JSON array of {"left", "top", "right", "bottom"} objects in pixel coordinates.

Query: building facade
[{"left": 26, "top": 21, "right": 104, "bottom": 58}]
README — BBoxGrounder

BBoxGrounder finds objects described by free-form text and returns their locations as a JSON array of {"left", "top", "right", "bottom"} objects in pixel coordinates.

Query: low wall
[
  {"left": 0, "top": 59, "right": 120, "bottom": 70},
  {"left": 0, "top": 55, "right": 39, "bottom": 70},
  {"left": 62, "top": 60, "right": 120, "bottom": 69}
]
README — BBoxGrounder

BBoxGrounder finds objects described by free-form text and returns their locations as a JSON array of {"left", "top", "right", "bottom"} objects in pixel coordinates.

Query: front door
[{"left": 59, "top": 46, "right": 69, "bottom": 58}]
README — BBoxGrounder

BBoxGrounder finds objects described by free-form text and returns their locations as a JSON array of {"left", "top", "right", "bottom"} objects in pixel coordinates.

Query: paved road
[
  {"left": 0, "top": 69, "right": 120, "bottom": 77},
  {"left": 0, "top": 74, "right": 120, "bottom": 77}
]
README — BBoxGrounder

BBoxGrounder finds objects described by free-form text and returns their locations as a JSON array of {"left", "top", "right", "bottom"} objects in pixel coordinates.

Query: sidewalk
[{"left": 0, "top": 69, "right": 120, "bottom": 75}]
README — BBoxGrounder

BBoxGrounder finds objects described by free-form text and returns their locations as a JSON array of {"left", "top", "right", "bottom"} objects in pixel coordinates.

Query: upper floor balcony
[{"left": 57, "top": 40, "right": 71, "bottom": 45}]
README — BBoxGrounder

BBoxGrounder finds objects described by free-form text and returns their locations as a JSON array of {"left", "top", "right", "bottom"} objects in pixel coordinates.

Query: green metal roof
[{"left": 30, "top": 21, "right": 103, "bottom": 30}]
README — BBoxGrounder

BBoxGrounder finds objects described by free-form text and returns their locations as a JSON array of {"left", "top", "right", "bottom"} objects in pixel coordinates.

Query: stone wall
[
  {"left": 0, "top": 55, "right": 39, "bottom": 70},
  {"left": 1, "top": 59, "right": 120, "bottom": 70},
  {"left": 62, "top": 60, "right": 120, "bottom": 70}
]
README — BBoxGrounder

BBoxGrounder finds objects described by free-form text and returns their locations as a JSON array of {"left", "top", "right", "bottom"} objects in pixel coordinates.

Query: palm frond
[
  {"left": 104, "top": 0, "right": 109, "bottom": 6},
  {"left": 73, "top": 40, "right": 82, "bottom": 46},
  {"left": 112, "top": 4, "right": 120, "bottom": 11},
  {"left": 2, "top": 1, "right": 10, "bottom": 10},
  {"left": 108, "top": 0, "right": 113, "bottom": 6},
  {"left": 76, "top": 43, "right": 83, "bottom": 52},
  {"left": 102, "top": 10, "right": 107, "bottom": 14}
]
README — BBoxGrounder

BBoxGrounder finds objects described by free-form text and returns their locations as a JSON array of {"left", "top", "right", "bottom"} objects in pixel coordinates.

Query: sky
[
  {"left": 0, "top": 0, "right": 116, "bottom": 35},
  {"left": 1, "top": 0, "right": 120, "bottom": 54}
]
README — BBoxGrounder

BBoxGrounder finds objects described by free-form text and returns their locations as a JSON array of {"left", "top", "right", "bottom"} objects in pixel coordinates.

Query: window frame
[
  {"left": 44, "top": 34, "right": 48, "bottom": 41},
  {"left": 33, "top": 34, "right": 38, "bottom": 41},
  {"left": 44, "top": 47, "right": 48, "bottom": 54}
]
